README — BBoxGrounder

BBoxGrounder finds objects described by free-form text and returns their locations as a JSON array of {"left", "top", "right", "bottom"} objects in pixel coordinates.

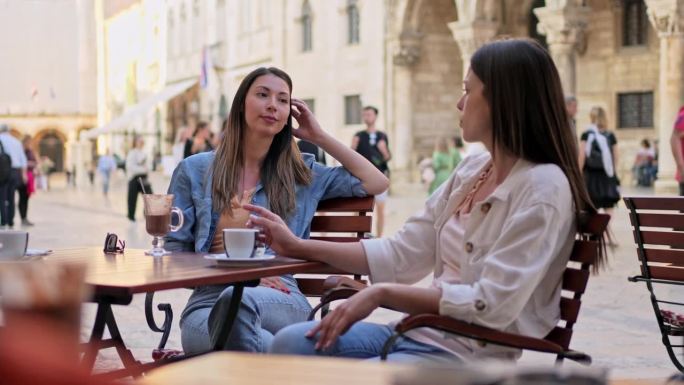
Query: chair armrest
[
  {"left": 395, "top": 314, "right": 588, "bottom": 361},
  {"left": 322, "top": 275, "right": 368, "bottom": 292},
  {"left": 308, "top": 286, "right": 363, "bottom": 321}
]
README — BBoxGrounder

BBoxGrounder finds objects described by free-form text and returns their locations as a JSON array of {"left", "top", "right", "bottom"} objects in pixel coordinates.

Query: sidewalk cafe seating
[
  {"left": 314, "top": 211, "right": 610, "bottom": 364},
  {"left": 624, "top": 196, "right": 684, "bottom": 373},
  {"left": 146, "top": 196, "right": 374, "bottom": 360}
]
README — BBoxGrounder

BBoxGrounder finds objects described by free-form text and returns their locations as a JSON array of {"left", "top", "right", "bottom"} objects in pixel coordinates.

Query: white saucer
[{"left": 204, "top": 253, "right": 276, "bottom": 266}]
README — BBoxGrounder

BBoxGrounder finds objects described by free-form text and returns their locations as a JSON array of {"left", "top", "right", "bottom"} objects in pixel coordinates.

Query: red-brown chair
[{"left": 314, "top": 212, "right": 609, "bottom": 364}]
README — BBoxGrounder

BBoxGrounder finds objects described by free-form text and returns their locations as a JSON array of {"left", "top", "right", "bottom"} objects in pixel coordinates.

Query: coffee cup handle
[{"left": 169, "top": 207, "right": 184, "bottom": 232}]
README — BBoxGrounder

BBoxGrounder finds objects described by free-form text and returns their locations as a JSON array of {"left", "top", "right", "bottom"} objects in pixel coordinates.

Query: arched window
[
  {"left": 301, "top": 0, "right": 312, "bottom": 52},
  {"left": 622, "top": 0, "right": 647, "bottom": 46},
  {"left": 347, "top": 0, "right": 360, "bottom": 44}
]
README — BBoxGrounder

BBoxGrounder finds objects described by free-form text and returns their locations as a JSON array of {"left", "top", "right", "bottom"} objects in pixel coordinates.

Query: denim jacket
[{"left": 165, "top": 152, "right": 367, "bottom": 253}]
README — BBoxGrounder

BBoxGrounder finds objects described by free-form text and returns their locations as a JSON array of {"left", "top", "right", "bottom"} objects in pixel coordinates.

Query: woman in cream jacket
[{"left": 245, "top": 39, "right": 604, "bottom": 363}]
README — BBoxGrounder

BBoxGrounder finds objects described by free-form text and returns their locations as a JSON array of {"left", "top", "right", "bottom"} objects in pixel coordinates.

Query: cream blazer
[{"left": 362, "top": 152, "right": 576, "bottom": 360}]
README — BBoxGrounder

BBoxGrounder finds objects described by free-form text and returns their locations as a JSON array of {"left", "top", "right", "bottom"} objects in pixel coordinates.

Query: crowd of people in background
[
  {"left": 1, "top": 88, "right": 679, "bottom": 231},
  {"left": 0, "top": 124, "right": 50, "bottom": 228}
]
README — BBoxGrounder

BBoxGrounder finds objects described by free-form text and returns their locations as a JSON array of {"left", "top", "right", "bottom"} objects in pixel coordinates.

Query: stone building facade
[
  {"left": 0, "top": 0, "right": 97, "bottom": 174},
  {"left": 93, "top": 0, "right": 684, "bottom": 189}
]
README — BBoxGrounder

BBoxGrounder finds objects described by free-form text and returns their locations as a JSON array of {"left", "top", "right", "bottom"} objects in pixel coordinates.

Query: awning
[{"left": 81, "top": 78, "right": 197, "bottom": 139}]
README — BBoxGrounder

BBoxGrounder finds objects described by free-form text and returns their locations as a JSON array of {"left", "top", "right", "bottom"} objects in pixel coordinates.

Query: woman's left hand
[
  {"left": 291, "top": 98, "right": 325, "bottom": 144},
  {"left": 306, "top": 285, "right": 382, "bottom": 351}
]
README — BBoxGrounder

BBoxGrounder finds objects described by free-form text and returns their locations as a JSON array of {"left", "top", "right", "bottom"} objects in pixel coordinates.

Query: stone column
[
  {"left": 534, "top": 3, "right": 590, "bottom": 96},
  {"left": 646, "top": 0, "right": 684, "bottom": 193},
  {"left": 390, "top": 30, "right": 422, "bottom": 176},
  {"left": 447, "top": 20, "right": 499, "bottom": 77}
]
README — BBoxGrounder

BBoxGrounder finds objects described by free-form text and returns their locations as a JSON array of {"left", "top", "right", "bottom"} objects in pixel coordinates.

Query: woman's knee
[{"left": 270, "top": 322, "right": 318, "bottom": 355}]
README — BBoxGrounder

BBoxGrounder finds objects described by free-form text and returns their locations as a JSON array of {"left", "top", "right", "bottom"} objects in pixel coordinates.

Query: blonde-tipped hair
[{"left": 589, "top": 106, "right": 608, "bottom": 130}]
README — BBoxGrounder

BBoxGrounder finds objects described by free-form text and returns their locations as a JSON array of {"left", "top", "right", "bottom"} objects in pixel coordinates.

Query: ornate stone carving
[
  {"left": 645, "top": 0, "right": 684, "bottom": 36},
  {"left": 447, "top": 20, "right": 499, "bottom": 62},
  {"left": 534, "top": 4, "right": 591, "bottom": 55},
  {"left": 393, "top": 30, "right": 423, "bottom": 66}
]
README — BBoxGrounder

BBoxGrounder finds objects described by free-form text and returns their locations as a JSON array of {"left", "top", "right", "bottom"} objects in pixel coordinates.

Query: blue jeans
[
  {"left": 180, "top": 275, "right": 312, "bottom": 354},
  {"left": 270, "top": 321, "right": 458, "bottom": 364}
]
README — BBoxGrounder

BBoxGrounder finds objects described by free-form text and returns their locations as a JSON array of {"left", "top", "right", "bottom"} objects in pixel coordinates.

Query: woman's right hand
[{"left": 243, "top": 204, "right": 303, "bottom": 258}]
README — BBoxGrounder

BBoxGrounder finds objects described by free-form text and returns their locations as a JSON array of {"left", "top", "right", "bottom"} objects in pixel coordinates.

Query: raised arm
[{"left": 291, "top": 99, "right": 388, "bottom": 195}]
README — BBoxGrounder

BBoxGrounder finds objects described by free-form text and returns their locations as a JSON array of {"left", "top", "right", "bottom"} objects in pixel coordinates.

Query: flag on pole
[
  {"left": 30, "top": 85, "right": 38, "bottom": 101},
  {"left": 200, "top": 46, "right": 209, "bottom": 89}
]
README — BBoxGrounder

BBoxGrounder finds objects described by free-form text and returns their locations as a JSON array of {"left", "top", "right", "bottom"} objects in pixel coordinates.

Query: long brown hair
[
  {"left": 211, "top": 67, "right": 311, "bottom": 219},
  {"left": 470, "top": 38, "right": 606, "bottom": 270}
]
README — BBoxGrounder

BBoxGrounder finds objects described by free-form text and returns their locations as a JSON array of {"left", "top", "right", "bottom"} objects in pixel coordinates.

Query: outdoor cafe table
[
  {"left": 45, "top": 247, "right": 336, "bottom": 377},
  {"left": 138, "top": 351, "right": 667, "bottom": 385}
]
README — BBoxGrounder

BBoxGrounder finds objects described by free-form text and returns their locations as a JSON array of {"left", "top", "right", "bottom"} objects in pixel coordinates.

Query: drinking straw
[{"left": 138, "top": 177, "right": 148, "bottom": 194}]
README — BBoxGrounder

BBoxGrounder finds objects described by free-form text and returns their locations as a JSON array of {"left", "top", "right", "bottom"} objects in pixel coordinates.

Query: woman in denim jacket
[
  {"left": 246, "top": 39, "right": 605, "bottom": 363},
  {"left": 165, "top": 67, "right": 389, "bottom": 354}
]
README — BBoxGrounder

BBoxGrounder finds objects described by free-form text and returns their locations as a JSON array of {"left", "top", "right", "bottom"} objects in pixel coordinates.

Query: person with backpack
[
  {"left": 352, "top": 106, "right": 391, "bottom": 237},
  {"left": 0, "top": 124, "right": 27, "bottom": 229},
  {"left": 579, "top": 106, "right": 619, "bottom": 245}
]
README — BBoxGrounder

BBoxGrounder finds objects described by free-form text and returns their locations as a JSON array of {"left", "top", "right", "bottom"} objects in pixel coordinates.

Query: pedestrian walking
[
  {"left": 37, "top": 155, "right": 53, "bottom": 191},
  {"left": 579, "top": 106, "right": 620, "bottom": 246},
  {"left": 125, "top": 137, "right": 152, "bottom": 221},
  {"left": 429, "top": 137, "right": 456, "bottom": 195},
  {"left": 352, "top": 106, "right": 391, "bottom": 237},
  {"left": 0, "top": 124, "right": 27, "bottom": 229},
  {"left": 97, "top": 150, "right": 117, "bottom": 196},
  {"left": 17, "top": 135, "right": 36, "bottom": 226}
]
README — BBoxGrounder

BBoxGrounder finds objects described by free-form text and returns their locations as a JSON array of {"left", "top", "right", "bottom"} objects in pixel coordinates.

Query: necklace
[{"left": 456, "top": 162, "right": 493, "bottom": 216}]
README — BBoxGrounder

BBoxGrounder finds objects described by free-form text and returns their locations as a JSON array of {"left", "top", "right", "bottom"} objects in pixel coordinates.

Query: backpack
[
  {"left": 585, "top": 135, "right": 605, "bottom": 171},
  {"left": 0, "top": 141, "right": 12, "bottom": 184}
]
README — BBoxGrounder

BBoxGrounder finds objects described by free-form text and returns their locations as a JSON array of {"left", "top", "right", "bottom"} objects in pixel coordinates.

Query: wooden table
[
  {"left": 140, "top": 352, "right": 413, "bottom": 385},
  {"left": 138, "top": 352, "right": 668, "bottom": 385},
  {"left": 45, "top": 248, "right": 331, "bottom": 378}
]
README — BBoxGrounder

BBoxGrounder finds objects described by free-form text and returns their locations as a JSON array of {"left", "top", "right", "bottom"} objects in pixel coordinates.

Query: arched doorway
[
  {"left": 36, "top": 130, "right": 66, "bottom": 172},
  {"left": 399, "top": 0, "right": 462, "bottom": 162}
]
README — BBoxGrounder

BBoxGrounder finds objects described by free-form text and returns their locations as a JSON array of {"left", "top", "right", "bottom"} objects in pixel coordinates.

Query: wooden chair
[
  {"left": 296, "top": 196, "right": 374, "bottom": 318},
  {"left": 315, "top": 211, "right": 609, "bottom": 364},
  {"left": 624, "top": 196, "right": 684, "bottom": 373}
]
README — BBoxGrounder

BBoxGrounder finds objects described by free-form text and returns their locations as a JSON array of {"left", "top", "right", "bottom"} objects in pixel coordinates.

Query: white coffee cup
[
  {"left": 223, "top": 229, "right": 259, "bottom": 259},
  {"left": 0, "top": 231, "right": 29, "bottom": 261}
]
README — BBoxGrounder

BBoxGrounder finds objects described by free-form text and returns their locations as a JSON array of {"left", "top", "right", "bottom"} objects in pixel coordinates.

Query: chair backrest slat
[
  {"left": 309, "top": 236, "right": 363, "bottom": 243},
  {"left": 310, "top": 216, "right": 372, "bottom": 233},
  {"left": 641, "top": 248, "right": 684, "bottom": 266},
  {"left": 645, "top": 265, "right": 684, "bottom": 281},
  {"left": 560, "top": 297, "right": 581, "bottom": 323},
  {"left": 315, "top": 197, "right": 374, "bottom": 212},
  {"left": 626, "top": 197, "right": 684, "bottom": 211},
  {"left": 562, "top": 268, "right": 590, "bottom": 294},
  {"left": 631, "top": 212, "right": 684, "bottom": 229},
  {"left": 569, "top": 240, "right": 599, "bottom": 264},
  {"left": 636, "top": 230, "right": 684, "bottom": 247},
  {"left": 545, "top": 326, "right": 573, "bottom": 350}
]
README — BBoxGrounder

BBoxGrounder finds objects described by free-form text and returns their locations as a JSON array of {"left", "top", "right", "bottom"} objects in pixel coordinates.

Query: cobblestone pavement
[{"left": 19, "top": 171, "right": 678, "bottom": 378}]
